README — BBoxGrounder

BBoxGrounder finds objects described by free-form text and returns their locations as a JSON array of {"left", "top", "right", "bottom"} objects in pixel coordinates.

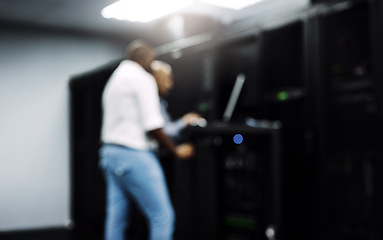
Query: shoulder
[
  {"left": 119, "top": 60, "right": 154, "bottom": 80},
  {"left": 118, "top": 60, "right": 140, "bottom": 72}
]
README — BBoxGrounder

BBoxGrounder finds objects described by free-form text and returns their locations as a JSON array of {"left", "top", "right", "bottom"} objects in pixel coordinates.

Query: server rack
[
  {"left": 255, "top": 21, "right": 320, "bottom": 240},
  {"left": 311, "top": 1, "right": 383, "bottom": 239},
  {"left": 69, "top": 60, "right": 120, "bottom": 238},
  {"left": 189, "top": 125, "right": 282, "bottom": 240},
  {"left": 208, "top": 20, "right": 316, "bottom": 240}
]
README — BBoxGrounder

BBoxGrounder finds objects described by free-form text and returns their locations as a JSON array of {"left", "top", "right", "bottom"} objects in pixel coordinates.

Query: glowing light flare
[
  {"left": 199, "top": 0, "right": 264, "bottom": 10},
  {"left": 233, "top": 134, "right": 244, "bottom": 144},
  {"left": 101, "top": 0, "right": 195, "bottom": 23},
  {"left": 277, "top": 91, "right": 289, "bottom": 101},
  {"left": 167, "top": 15, "right": 185, "bottom": 39}
]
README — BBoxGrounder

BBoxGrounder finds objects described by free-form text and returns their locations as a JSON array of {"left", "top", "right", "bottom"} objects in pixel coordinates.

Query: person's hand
[
  {"left": 175, "top": 143, "right": 194, "bottom": 159},
  {"left": 182, "top": 113, "right": 206, "bottom": 127}
]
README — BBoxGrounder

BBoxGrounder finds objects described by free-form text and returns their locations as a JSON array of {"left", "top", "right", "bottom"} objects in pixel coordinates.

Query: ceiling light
[
  {"left": 199, "top": 0, "right": 264, "bottom": 10},
  {"left": 167, "top": 15, "right": 185, "bottom": 39},
  {"left": 102, "top": 0, "right": 195, "bottom": 23}
]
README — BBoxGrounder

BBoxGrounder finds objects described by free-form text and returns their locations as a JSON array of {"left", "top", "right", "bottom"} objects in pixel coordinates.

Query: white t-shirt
[{"left": 101, "top": 60, "right": 164, "bottom": 150}]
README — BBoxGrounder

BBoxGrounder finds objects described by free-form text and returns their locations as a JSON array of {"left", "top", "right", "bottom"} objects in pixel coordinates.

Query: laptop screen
[{"left": 222, "top": 73, "right": 246, "bottom": 122}]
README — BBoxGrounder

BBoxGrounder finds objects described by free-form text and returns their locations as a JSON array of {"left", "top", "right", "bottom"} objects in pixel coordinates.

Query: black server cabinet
[
  {"left": 69, "top": 60, "right": 120, "bottom": 238},
  {"left": 190, "top": 125, "right": 281, "bottom": 240},
  {"left": 313, "top": 1, "right": 383, "bottom": 239},
  {"left": 257, "top": 21, "right": 320, "bottom": 240},
  {"left": 212, "top": 21, "right": 317, "bottom": 240}
]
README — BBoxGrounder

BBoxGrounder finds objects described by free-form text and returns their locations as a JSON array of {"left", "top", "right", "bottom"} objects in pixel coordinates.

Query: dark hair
[{"left": 125, "top": 40, "right": 154, "bottom": 61}]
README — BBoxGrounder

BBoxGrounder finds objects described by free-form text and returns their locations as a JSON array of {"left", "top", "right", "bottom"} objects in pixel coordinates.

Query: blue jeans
[{"left": 99, "top": 144, "right": 175, "bottom": 240}]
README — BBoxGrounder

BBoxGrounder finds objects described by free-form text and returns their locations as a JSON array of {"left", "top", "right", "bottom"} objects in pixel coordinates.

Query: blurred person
[
  {"left": 150, "top": 60, "right": 205, "bottom": 196},
  {"left": 151, "top": 60, "right": 205, "bottom": 142},
  {"left": 99, "top": 40, "right": 193, "bottom": 240}
]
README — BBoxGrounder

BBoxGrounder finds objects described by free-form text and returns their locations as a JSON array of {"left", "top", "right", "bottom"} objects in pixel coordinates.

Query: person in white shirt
[{"left": 99, "top": 40, "right": 193, "bottom": 240}]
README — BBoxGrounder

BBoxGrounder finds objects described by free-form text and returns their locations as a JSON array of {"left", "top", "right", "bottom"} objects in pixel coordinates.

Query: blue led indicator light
[{"left": 233, "top": 134, "right": 243, "bottom": 144}]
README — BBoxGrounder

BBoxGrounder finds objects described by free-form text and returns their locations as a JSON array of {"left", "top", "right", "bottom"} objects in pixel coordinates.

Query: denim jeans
[{"left": 99, "top": 144, "right": 175, "bottom": 240}]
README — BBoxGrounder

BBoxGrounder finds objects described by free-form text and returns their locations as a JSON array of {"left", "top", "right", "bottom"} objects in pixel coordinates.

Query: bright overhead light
[
  {"left": 101, "top": 0, "right": 195, "bottom": 23},
  {"left": 199, "top": 0, "right": 264, "bottom": 10}
]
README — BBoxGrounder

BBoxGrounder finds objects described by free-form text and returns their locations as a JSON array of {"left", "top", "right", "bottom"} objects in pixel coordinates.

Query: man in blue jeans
[{"left": 99, "top": 40, "right": 194, "bottom": 240}]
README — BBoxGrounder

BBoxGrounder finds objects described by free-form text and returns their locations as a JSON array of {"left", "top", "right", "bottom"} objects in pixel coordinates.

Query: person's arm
[
  {"left": 149, "top": 128, "right": 194, "bottom": 159},
  {"left": 163, "top": 118, "right": 186, "bottom": 139},
  {"left": 181, "top": 112, "right": 205, "bottom": 126},
  {"left": 161, "top": 102, "right": 204, "bottom": 138},
  {"left": 135, "top": 73, "right": 193, "bottom": 159},
  {"left": 163, "top": 113, "right": 205, "bottom": 138},
  {"left": 160, "top": 100, "right": 186, "bottom": 139}
]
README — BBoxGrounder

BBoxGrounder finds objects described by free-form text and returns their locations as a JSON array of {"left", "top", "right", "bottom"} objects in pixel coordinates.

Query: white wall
[{"left": 0, "top": 27, "right": 126, "bottom": 231}]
